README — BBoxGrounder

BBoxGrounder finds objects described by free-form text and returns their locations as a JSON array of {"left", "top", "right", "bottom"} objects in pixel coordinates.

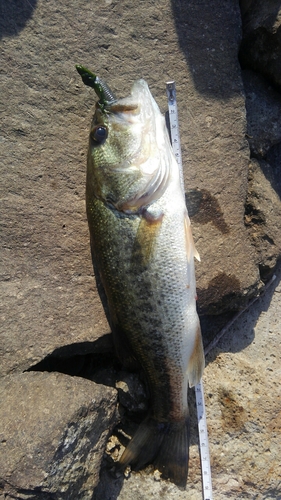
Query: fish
[{"left": 76, "top": 65, "right": 205, "bottom": 488}]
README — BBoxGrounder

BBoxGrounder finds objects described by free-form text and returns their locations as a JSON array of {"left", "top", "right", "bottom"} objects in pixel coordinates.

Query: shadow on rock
[
  {"left": 204, "top": 259, "right": 281, "bottom": 360},
  {"left": 91, "top": 455, "right": 125, "bottom": 500},
  {"left": 265, "top": 144, "right": 281, "bottom": 199},
  {"left": 0, "top": 0, "right": 38, "bottom": 39},
  {"left": 239, "top": 0, "right": 281, "bottom": 92},
  {"left": 171, "top": 0, "right": 243, "bottom": 98},
  {"left": 186, "top": 189, "right": 230, "bottom": 235}
]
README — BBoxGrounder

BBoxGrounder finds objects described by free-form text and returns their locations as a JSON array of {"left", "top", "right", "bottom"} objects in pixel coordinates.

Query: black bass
[{"left": 76, "top": 66, "right": 205, "bottom": 487}]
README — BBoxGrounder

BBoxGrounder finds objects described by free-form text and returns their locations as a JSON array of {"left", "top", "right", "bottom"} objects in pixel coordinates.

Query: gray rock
[
  {"left": 266, "top": 142, "right": 281, "bottom": 198},
  {"left": 0, "top": 371, "right": 118, "bottom": 500},
  {"left": 245, "top": 159, "right": 281, "bottom": 279},
  {"left": 115, "top": 372, "right": 148, "bottom": 414},
  {"left": 239, "top": 0, "right": 281, "bottom": 90},
  {"left": 242, "top": 70, "right": 281, "bottom": 157},
  {"left": 1, "top": 1, "right": 261, "bottom": 382},
  {"left": 241, "top": 70, "right": 281, "bottom": 279}
]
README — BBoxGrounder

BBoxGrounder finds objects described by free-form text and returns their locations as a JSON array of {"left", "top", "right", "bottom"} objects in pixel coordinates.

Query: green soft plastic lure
[{"left": 76, "top": 65, "right": 116, "bottom": 108}]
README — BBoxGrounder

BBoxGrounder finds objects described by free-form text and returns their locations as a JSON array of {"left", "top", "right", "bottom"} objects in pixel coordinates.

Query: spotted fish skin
[{"left": 83, "top": 76, "right": 205, "bottom": 487}]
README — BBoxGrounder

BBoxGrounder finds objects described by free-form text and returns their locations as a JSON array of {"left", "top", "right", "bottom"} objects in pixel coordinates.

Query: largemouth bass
[{"left": 76, "top": 66, "right": 205, "bottom": 487}]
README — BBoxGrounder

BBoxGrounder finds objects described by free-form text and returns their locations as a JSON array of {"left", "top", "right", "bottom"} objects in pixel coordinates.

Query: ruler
[
  {"left": 166, "top": 81, "right": 185, "bottom": 195},
  {"left": 195, "top": 380, "right": 213, "bottom": 499},
  {"left": 166, "top": 81, "right": 213, "bottom": 500}
]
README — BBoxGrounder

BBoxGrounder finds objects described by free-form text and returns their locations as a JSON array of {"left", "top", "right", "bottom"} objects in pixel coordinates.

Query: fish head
[{"left": 84, "top": 76, "right": 173, "bottom": 212}]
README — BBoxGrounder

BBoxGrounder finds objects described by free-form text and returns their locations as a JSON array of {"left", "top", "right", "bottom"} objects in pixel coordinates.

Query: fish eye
[{"left": 91, "top": 126, "right": 108, "bottom": 144}]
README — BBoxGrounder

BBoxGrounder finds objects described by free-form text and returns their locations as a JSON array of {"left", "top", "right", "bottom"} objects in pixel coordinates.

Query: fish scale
[
  {"left": 77, "top": 69, "right": 205, "bottom": 487},
  {"left": 88, "top": 191, "right": 191, "bottom": 423}
]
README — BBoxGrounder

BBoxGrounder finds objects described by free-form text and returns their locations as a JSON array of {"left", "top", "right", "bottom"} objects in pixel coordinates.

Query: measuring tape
[
  {"left": 195, "top": 380, "right": 213, "bottom": 499},
  {"left": 166, "top": 81, "right": 213, "bottom": 500},
  {"left": 166, "top": 82, "right": 185, "bottom": 195}
]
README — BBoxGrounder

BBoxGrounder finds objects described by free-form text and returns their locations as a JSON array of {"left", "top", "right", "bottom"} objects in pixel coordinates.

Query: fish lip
[{"left": 104, "top": 102, "right": 139, "bottom": 113}]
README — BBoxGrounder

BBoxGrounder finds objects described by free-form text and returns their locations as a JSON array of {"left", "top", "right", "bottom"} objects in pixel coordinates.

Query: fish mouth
[{"left": 107, "top": 102, "right": 139, "bottom": 113}]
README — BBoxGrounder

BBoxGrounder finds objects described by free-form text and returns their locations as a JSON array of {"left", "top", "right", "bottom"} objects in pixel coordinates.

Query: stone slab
[
  {"left": 1, "top": 0, "right": 261, "bottom": 378},
  {"left": 0, "top": 371, "right": 118, "bottom": 499}
]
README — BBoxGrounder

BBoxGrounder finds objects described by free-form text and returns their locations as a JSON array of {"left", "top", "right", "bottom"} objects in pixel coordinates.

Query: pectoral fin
[
  {"left": 184, "top": 211, "right": 200, "bottom": 262},
  {"left": 132, "top": 211, "right": 163, "bottom": 266}
]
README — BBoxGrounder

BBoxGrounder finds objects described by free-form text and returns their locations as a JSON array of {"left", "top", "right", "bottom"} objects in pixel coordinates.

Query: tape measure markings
[{"left": 166, "top": 81, "right": 185, "bottom": 195}]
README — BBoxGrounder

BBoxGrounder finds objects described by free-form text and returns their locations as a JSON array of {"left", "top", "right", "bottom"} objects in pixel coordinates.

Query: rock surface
[
  {"left": 1, "top": 0, "right": 281, "bottom": 499},
  {"left": 239, "top": 0, "right": 281, "bottom": 90},
  {"left": 0, "top": 371, "right": 118, "bottom": 499},
  {"left": 245, "top": 159, "right": 281, "bottom": 279},
  {"left": 94, "top": 263, "right": 281, "bottom": 500},
  {"left": 1, "top": 0, "right": 263, "bottom": 381},
  {"left": 241, "top": 70, "right": 281, "bottom": 279},
  {"left": 242, "top": 70, "right": 281, "bottom": 158}
]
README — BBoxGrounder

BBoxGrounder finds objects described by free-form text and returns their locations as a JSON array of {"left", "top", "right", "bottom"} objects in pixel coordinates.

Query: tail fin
[{"left": 119, "top": 416, "right": 189, "bottom": 488}]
